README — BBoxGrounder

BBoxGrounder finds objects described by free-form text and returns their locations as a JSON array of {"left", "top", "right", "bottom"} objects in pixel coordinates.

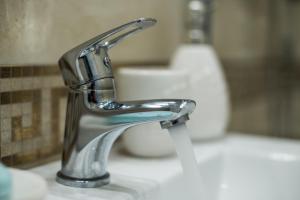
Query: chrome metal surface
[
  {"left": 56, "top": 171, "right": 110, "bottom": 188},
  {"left": 185, "top": 0, "right": 213, "bottom": 43},
  {"left": 160, "top": 114, "right": 190, "bottom": 129},
  {"left": 57, "top": 18, "right": 196, "bottom": 188}
]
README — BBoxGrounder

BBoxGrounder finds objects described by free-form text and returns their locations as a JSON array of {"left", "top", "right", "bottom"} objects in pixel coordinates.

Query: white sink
[
  {"left": 30, "top": 133, "right": 300, "bottom": 200},
  {"left": 162, "top": 134, "right": 300, "bottom": 200}
]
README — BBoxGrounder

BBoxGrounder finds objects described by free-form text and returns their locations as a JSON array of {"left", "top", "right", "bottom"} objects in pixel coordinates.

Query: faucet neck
[{"left": 77, "top": 78, "right": 116, "bottom": 103}]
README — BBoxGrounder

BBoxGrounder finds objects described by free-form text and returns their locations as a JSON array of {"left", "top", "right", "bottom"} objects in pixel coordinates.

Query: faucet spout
[{"left": 56, "top": 89, "right": 195, "bottom": 188}]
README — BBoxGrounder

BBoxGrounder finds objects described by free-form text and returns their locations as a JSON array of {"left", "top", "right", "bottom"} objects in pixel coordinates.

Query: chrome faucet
[{"left": 56, "top": 18, "right": 196, "bottom": 188}]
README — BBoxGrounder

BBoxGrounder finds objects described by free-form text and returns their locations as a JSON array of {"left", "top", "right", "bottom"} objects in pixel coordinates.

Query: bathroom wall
[
  {"left": 0, "top": 66, "right": 66, "bottom": 167},
  {"left": 0, "top": 0, "right": 300, "bottom": 167},
  {"left": 223, "top": 0, "right": 300, "bottom": 138},
  {"left": 0, "top": 0, "right": 184, "bottom": 65}
]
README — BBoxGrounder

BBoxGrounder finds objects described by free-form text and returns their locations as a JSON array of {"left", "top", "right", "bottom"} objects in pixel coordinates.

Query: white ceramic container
[{"left": 170, "top": 44, "right": 230, "bottom": 140}]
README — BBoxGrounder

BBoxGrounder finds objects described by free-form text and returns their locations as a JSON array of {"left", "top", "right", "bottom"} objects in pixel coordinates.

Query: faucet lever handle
[
  {"left": 59, "top": 18, "right": 157, "bottom": 89},
  {"left": 80, "top": 18, "right": 157, "bottom": 57}
]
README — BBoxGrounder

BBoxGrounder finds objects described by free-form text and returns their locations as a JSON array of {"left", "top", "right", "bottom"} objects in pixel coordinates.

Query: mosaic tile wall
[{"left": 0, "top": 66, "right": 67, "bottom": 167}]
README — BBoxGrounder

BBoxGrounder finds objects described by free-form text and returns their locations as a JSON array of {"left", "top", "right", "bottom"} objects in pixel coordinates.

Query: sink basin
[
  {"left": 30, "top": 133, "right": 300, "bottom": 200},
  {"left": 216, "top": 136, "right": 300, "bottom": 200},
  {"left": 161, "top": 134, "right": 300, "bottom": 200}
]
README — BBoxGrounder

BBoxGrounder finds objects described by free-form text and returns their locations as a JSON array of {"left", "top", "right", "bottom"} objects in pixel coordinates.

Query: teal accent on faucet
[
  {"left": 109, "top": 111, "right": 173, "bottom": 124},
  {"left": 0, "top": 163, "right": 12, "bottom": 200}
]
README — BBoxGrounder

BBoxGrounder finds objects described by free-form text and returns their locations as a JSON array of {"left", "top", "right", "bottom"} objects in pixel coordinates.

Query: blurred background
[{"left": 0, "top": 0, "right": 300, "bottom": 167}]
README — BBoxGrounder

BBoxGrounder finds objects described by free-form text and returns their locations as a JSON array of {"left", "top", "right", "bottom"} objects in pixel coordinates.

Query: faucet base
[{"left": 56, "top": 171, "right": 110, "bottom": 188}]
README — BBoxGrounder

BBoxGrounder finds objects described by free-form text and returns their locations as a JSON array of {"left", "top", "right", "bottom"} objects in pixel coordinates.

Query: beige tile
[
  {"left": 0, "top": 105, "right": 11, "bottom": 118},
  {"left": 32, "top": 77, "right": 42, "bottom": 89},
  {"left": 41, "top": 134, "right": 52, "bottom": 146},
  {"left": 21, "top": 77, "right": 33, "bottom": 90},
  {"left": 1, "top": 118, "right": 11, "bottom": 132},
  {"left": 22, "top": 139, "right": 34, "bottom": 152},
  {"left": 1, "top": 130, "right": 11, "bottom": 144},
  {"left": 11, "top": 78, "right": 23, "bottom": 91},
  {"left": 0, "top": 79, "right": 11, "bottom": 92},
  {"left": 11, "top": 116, "right": 22, "bottom": 141},
  {"left": 42, "top": 76, "right": 64, "bottom": 88},
  {"left": 10, "top": 141, "right": 22, "bottom": 155},
  {"left": 1, "top": 143, "right": 12, "bottom": 157},
  {"left": 11, "top": 103, "right": 22, "bottom": 116},
  {"left": 22, "top": 114, "right": 32, "bottom": 128},
  {"left": 21, "top": 102, "right": 32, "bottom": 115},
  {"left": 41, "top": 89, "right": 51, "bottom": 102}
]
